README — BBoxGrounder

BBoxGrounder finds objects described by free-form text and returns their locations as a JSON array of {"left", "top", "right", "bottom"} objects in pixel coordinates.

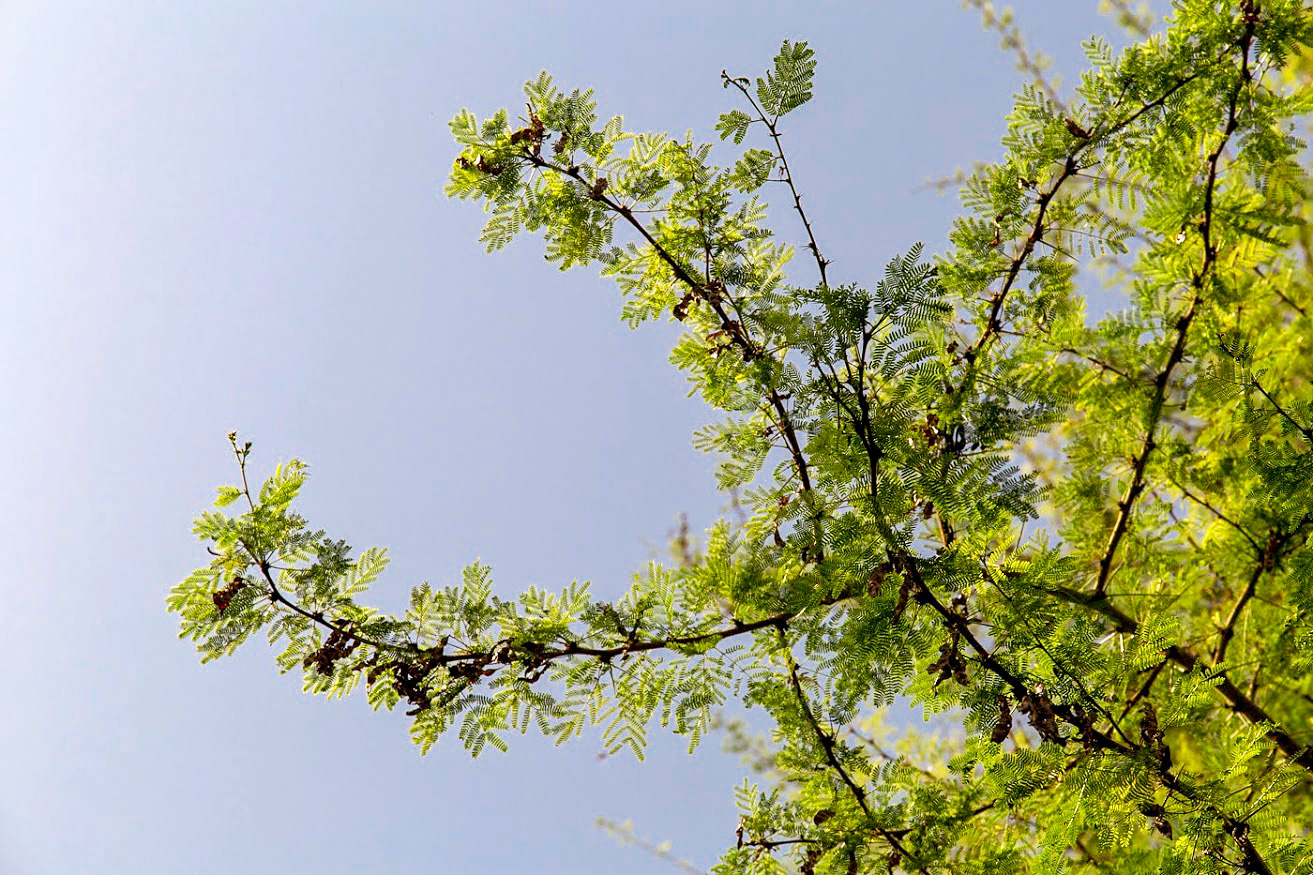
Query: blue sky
[{"left": 0, "top": 3, "right": 1152, "bottom": 872}]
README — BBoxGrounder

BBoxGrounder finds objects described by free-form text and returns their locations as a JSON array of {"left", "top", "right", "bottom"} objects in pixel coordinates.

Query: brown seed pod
[
  {"left": 211, "top": 578, "right": 247, "bottom": 614},
  {"left": 990, "top": 695, "right": 1012, "bottom": 744},
  {"left": 1064, "top": 117, "right": 1091, "bottom": 139},
  {"left": 867, "top": 563, "right": 891, "bottom": 597},
  {"left": 1140, "top": 702, "right": 1162, "bottom": 747}
]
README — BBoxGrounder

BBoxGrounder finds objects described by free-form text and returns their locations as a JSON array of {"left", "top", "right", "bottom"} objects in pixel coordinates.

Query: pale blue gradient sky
[{"left": 0, "top": 3, "right": 1149, "bottom": 873}]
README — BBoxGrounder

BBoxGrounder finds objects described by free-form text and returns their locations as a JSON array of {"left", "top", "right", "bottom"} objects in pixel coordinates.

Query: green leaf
[{"left": 756, "top": 40, "right": 816, "bottom": 119}]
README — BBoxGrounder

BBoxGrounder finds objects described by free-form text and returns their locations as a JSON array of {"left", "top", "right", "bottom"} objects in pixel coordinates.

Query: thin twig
[{"left": 720, "top": 73, "right": 831, "bottom": 287}]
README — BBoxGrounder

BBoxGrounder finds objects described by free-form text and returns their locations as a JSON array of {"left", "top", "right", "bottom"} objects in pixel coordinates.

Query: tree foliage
[{"left": 170, "top": 2, "right": 1313, "bottom": 871}]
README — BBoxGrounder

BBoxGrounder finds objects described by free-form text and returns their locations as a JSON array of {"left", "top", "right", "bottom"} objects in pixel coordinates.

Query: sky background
[{"left": 0, "top": 3, "right": 1157, "bottom": 873}]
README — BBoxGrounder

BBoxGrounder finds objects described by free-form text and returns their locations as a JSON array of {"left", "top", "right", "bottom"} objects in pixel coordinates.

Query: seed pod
[
  {"left": 991, "top": 695, "right": 1012, "bottom": 744},
  {"left": 1064, "top": 117, "right": 1091, "bottom": 139},
  {"left": 1141, "top": 703, "right": 1162, "bottom": 747}
]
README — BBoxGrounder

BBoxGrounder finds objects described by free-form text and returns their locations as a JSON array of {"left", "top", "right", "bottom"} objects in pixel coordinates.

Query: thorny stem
[{"left": 720, "top": 72, "right": 831, "bottom": 288}]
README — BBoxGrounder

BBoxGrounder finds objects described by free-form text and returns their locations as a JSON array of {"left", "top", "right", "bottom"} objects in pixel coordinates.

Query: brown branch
[
  {"left": 783, "top": 648, "right": 872, "bottom": 819},
  {"left": 897, "top": 555, "right": 1131, "bottom": 755},
  {"left": 1093, "top": 19, "right": 1256, "bottom": 597},
  {"left": 720, "top": 72, "right": 830, "bottom": 287},
  {"left": 954, "top": 68, "right": 1206, "bottom": 399},
  {"left": 778, "top": 633, "right": 931, "bottom": 875},
  {"left": 1159, "top": 771, "right": 1272, "bottom": 875},
  {"left": 524, "top": 152, "right": 819, "bottom": 508},
  {"left": 1213, "top": 530, "right": 1280, "bottom": 666},
  {"left": 769, "top": 390, "right": 818, "bottom": 506},
  {"left": 1251, "top": 375, "right": 1313, "bottom": 442},
  {"left": 1092, "top": 291, "right": 1198, "bottom": 597},
  {"left": 251, "top": 556, "right": 411, "bottom": 658},
  {"left": 1168, "top": 476, "right": 1264, "bottom": 555},
  {"left": 913, "top": 564, "right": 1272, "bottom": 868},
  {"left": 1253, "top": 265, "right": 1308, "bottom": 317},
  {"left": 1054, "top": 346, "right": 1136, "bottom": 381},
  {"left": 983, "top": 570, "right": 1136, "bottom": 748},
  {"left": 1117, "top": 661, "right": 1166, "bottom": 725},
  {"left": 227, "top": 435, "right": 417, "bottom": 660},
  {"left": 956, "top": 154, "right": 1079, "bottom": 386},
  {"left": 744, "top": 837, "right": 815, "bottom": 850},
  {"left": 1049, "top": 583, "right": 1313, "bottom": 774}
]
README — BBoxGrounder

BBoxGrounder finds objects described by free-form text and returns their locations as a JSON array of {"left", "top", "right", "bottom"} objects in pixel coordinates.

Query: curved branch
[
  {"left": 524, "top": 152, "right": 818, "bottom": 507},
  {"left": 777, "top": 631, "right": 931, "bottom": 875}
]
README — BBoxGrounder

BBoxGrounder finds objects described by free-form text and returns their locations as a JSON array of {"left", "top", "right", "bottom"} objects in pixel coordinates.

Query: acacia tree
[{"left": 169, "top": 2, "right": 1313, "bottom": 872}]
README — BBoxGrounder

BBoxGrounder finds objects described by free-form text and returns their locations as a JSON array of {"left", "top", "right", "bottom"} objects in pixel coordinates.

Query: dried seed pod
[
  {"left": 1141, "top": 702, "right": 1162, "bottom": 747},
  {"left": 991, "top": 695, "right": 1012, "bottom": 744},
  {"left": 1064, "top": 117, "right": 1091, "bottom": 139},
  {"left": 211, "top": 578, "right": 247, "bottom": 614},
  {"left": 892, "top": 577, "right": 912, "bottom": 624},
  {"left": 867, "top": 563, "right": 891, "bottom": 597}
]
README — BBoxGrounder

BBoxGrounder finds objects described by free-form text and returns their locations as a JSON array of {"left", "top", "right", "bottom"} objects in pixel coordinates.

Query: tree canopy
[{"left": 170, "top": 2, "right": 1313, "bottom": 872}]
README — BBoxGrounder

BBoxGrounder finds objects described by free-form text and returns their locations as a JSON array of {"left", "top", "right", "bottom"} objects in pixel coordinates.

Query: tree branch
[
  {"left": 721, "top": 73, "right": 830, "bottom": 288},
  {"left": 1213, "top": 530, "right": 1281, "bottom": 666},
  {"left": 778, "top": 632, "right": 931, "bottom": 875},
  {"left": 1093, "top": 20, "right": 1256, "bottom": 597}
]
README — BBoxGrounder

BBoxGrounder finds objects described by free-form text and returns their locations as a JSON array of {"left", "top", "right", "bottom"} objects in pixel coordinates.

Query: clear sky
[{"left": 0, "top": 2, "right": 1152, "bottom": 873}]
